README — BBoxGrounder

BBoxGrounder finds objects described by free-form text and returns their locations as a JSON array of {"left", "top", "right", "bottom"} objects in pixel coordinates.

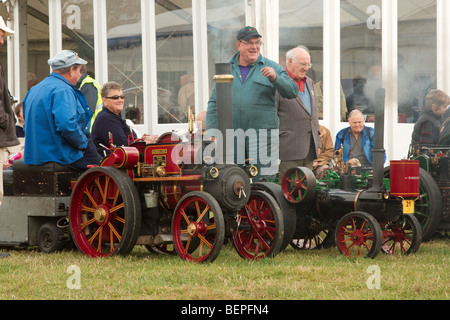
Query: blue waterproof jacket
[
  {"left": 335, "top": 126, "right": 386, "bottom": 165},
  {"left": 23, "top": 72, "right": 92, "bottom": 165}
]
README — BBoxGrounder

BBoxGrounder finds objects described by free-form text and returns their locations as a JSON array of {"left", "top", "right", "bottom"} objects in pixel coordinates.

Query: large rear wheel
[{"left": 70, "top": 167, "right": 141, "bottom": 257}]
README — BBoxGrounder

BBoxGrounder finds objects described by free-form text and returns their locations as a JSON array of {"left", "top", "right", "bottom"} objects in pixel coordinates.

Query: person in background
[
  {"left": 206, "top": 26, "right": 298, "bottom": 181},
  {"left": 335, "top": 109, "right": 385, "bottom": 168},
  {"left": 3, "top": 102, "right": 25, "bottom": 170},
  {"left": 313, "top": 125, "right": 334, "bottom": 179},
  {"left": 196, "top": 110, "right": 206, "bottom": 133},
  {"left": 277, "top": 45, "right": 321, "bottom": 179},
  {"left": 23, "top": 50, "right": 102, "bottom": 169},
  {"left": 178, "top": 74, "right": 195, "bottom": 115},
  {"left": 92, "top": 82, "right": 158, "bottom": 156},
  {"left": 345, "top": 76, "right": 374, "bottom": 119},
  {"left": 411, "top": 89, "right": 449, "bottom": 148},
  {"left": 27, "top": 72, "right": 38, "bottom": 90},
  {"left": 0, "top": 16, "right": 20, "bottom": 205},
  {"left": 14, "top": 102, "right": 24, "bottom": 138},
  {"left": 76, "top": 64, "right": 103, "bottom": 130}
]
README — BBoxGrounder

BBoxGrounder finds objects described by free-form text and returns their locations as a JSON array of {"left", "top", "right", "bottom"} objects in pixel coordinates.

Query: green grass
[{"left": 0, "top": 238, "right": 448, "bottom": 300}]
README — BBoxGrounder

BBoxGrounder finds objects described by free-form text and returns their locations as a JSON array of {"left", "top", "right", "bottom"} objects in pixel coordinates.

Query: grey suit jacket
[{"left": 277, "top": 77, "right": 321, "bottom": 161}]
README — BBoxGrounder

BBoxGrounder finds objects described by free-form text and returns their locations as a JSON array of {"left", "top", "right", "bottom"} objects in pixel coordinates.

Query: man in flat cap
[
  {"left": 205, "top": 26, "right": 298, "bottom": 181},
  {"left": 23, "top": 50, "right": 102, "bottom": 169},
  {"left": 0, "top": 16, "right": 20, "bottom": 209}
]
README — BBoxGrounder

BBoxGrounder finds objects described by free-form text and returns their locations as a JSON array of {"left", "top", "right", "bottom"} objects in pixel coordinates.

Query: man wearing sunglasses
[{"left": 23, "top": 50, "right": 102, "bottom": 169}]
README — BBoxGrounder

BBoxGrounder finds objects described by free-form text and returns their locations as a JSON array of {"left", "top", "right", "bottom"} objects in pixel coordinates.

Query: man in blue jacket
[
  {"left": 335, "top": 109, "right": 385, "bottom": 168},
  {"left": 206, "top": 26, "right": 298, "bottom": 181},
  {"left": 23, "top": 50, "right": 102, "bottom": 169}
]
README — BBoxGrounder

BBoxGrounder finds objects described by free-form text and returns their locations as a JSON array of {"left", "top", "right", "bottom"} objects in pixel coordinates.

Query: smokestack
[
  {"left": 213, "top": 63, "right": 234, "bottom": 164},
  {"left": 369, "top": 88, "right": 386, "bottom": 191}
]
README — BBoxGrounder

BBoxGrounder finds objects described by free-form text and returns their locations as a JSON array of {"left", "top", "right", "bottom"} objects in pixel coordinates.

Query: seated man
[
  {"left": 313, "top": 125, "right": 334, "bottom": 179},
  {"left": 92, "top": 82, "right": 158, "bottom": 155},
  {"left": 335, "top": 109, "right": 384, "bottom": 168},
  {"left": 23, "top": 50, "right": 102, "bottom": 170}
]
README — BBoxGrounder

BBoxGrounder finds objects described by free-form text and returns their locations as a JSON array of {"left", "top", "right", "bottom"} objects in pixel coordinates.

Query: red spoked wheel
[
  {"left": 281, "top": 167, "right": 316, "bottom": 204},
  {"left": 336, "top": 211, "right": 382, "bottom": 258},
  {"left": 381, "top": 214, "right": 422, "bottom": 255},
  {"left": 172, "top": 191, "right": 225, "bottom": 263},
  {"left": 69, "top": 167, "right": 141, "bottom": 257},
  {"left": 232, "top": 190, "right": 284, "bottom": 260}
]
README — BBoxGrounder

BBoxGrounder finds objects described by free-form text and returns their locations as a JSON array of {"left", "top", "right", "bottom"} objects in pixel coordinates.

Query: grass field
[{"left": 0, "top": 238, "right": 448, "bottom": 301}]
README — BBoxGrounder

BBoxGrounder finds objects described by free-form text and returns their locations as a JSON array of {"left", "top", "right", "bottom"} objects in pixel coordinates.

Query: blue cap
[{"left": 48, "top": 50, "right": 87, "bottom": 70}]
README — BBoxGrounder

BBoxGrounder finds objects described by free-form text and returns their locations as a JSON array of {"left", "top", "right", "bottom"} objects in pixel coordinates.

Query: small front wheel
[
  {"left": 172, "top": 191, "right": 225, "bottom": 263},
  {"left": 381, "top": 214, "right": 422, "bottom": 255},
  {"left": 232, "top": 190, "right": 284, "bottom": 260},
  {"left": 37, "top": 222, "right": 66, "bottom": 253},
  {"left": 336, "top": 211, "right": 382, "bottom": 258}
]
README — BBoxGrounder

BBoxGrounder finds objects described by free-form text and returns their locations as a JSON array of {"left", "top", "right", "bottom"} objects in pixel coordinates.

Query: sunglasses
[{"left": 104, "top": 95, "right": 125, "bottom": 100}]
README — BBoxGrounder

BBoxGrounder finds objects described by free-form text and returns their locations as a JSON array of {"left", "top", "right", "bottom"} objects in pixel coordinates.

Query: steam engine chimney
[
  {"left": 213, "top": 63, "right": 234, "bottom": 164},
  {"left": 368, "top": 88, "right": 386, "bottom": 192}
]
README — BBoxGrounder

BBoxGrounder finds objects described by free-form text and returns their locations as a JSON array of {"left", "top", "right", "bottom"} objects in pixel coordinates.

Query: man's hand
[
  {"left": 142, "top": 134, "right": 159, "bottom": 144},
  {"left": 347, "top": 158, "right": 361, "bottom": 167},
  {"left": 261, "top": 67, "right": 277, "bottom": 82},
  {"left": 313, "top": 161, "right": 319, "bottom": 169}
]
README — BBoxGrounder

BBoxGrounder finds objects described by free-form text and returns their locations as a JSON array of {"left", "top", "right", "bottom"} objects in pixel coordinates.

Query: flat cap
[
  {"left": 237, "top": 26, "right": 261, "bottom": 41},
  {"left": 48, "top": 50, "right": 87, "bottom": 70}
]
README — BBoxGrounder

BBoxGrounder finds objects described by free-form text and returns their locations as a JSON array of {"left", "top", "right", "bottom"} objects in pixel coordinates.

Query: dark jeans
[{"left": 70, "top": 138, "right": 103, "bottom": 170}]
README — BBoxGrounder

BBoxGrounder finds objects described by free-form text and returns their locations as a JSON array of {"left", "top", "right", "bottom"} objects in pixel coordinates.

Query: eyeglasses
[
  {"left": 104, "top": 95, "right": 125, "bottom": 100},
  {"left": 239, "top": 40, "right": 262, "bottom": 47},
  {"left": 296, "top": 62, "right": 312, "bottom": 69}
]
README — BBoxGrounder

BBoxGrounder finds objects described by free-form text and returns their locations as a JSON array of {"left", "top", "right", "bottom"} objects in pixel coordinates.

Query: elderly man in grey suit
[{"left": 277, "top": 46, "right": 321, "bottom": 180}]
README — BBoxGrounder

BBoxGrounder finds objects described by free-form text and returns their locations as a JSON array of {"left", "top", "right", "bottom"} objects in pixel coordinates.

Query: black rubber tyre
[{"left": 37, "top": 222, "right": 66, "bottom": 253}]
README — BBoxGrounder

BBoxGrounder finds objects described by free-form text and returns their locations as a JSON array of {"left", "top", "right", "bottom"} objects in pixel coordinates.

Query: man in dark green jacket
[{"left": 205, "top": 26, "right": 298, "bottom": 181}]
